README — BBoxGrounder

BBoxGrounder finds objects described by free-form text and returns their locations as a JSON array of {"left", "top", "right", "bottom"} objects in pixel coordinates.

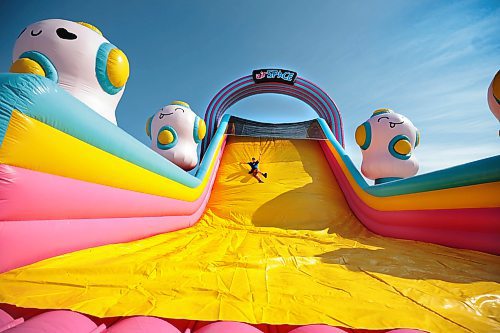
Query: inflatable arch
[{"left": 201, "top": 69, "right": 344, "bottom": 155}]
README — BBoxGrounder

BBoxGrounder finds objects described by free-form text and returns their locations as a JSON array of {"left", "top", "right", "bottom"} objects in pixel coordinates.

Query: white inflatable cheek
[
  {"left": 155, "top": 142, "right": 198, "bottom": 171},
  {"left": 172, "top": 143, "right": 198, "bottom": 169},
  {"left": 361, "top": 151, "right": 418, "bottom": 180}
]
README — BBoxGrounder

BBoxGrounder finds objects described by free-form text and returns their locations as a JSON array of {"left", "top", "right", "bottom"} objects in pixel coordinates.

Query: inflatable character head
[
  {"left": 146, "top": 101, "right": 206, "bottom": 171},
  {"left": 10, "top": 19, "right": 129, "bottom": 124},
  {"left": 487, "top": 70, "right": 500, "bottom": 121},
  {"left": 355, "top": 108, "right": 420, "bottom": 184}
]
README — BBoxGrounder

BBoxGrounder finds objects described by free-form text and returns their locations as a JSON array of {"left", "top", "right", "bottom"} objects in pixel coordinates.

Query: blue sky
[{"left": 0, "top": 0, "right": 498, "bottom": 174}]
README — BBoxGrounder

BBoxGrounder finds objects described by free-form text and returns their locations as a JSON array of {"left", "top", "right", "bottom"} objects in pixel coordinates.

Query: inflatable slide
[{"left": 0, "top": 71, "right": 499, "bottom": 333}]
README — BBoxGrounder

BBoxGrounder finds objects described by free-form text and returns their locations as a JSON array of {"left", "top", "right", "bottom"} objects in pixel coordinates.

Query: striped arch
[{"left": 201, "top": 75, "right": 344, "bottom": 155}]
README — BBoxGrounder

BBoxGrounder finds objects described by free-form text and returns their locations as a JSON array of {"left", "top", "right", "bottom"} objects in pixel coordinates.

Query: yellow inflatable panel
[
  {"left": 1, "top": 137, "right": 498, "bottom": 333},
  {"left": 0, "top": 111, "right": 220, "bottom": 201}
]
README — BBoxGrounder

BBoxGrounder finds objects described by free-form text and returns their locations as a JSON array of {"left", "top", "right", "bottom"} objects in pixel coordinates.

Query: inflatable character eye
[
  {"left": 415, "top": 130, "right": 420, "bottom": 148},
  {"left": 389, "top": 135, "right": 412, "bottom": 160},
  {"left": 9, "top": 51, "right": 59, "bottom": 82},
  {"left": 157, "top": 126, "right": 178, "bottom": 150},
  {"left": 193, "top": 116, "right": 206, "bottom": 143},
  {"left": 355, "top": 122, "right": 371, "bottom": 150},
  {"left": 145, "top": 116, "right": 153, "bottom": 138},
  {"left": 56, "top": 28, "right": 77, "bottom": 40},
  {"left": 96, "top": 43, "right": 130, "bottom": 95}
]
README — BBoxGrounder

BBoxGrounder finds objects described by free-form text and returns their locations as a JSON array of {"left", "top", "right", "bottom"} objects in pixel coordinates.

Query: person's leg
[
  {"left": 253, "top": 170, "right": 264, "bottom": 183},
  {"left": 258, "top": 170, "right": 268, "bottom": 178}
]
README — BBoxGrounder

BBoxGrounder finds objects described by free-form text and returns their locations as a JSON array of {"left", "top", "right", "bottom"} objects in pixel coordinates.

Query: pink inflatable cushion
[
  {"left": 106, "top": 316, "right": 181, "bottom": 333},
  {"left": 0, "top": 310, "right": 14, "bottom": 326},
  {"left": 0, "top": 309, "right": 23, "bottom": 332},
  {"left": 194, "top": 321, "right": 263, "bottom": 333},
  {"left": 4, "top": 310, "right": 104, "bottom": 333},
  {"left": 288, "top": 325, "right": 349, "bottom": 333}
]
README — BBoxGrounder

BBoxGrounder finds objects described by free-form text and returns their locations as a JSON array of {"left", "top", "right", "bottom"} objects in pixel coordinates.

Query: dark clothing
[{"left": 248, "top": 161, "right": 259, "bottom": 170}]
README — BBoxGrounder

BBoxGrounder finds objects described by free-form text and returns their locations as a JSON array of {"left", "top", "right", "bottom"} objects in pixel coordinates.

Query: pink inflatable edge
[
  {"left": 288, "top": 324, "right": 349, "bottom": 332},
  {"left": 4, "top": 310, "right": 103, "bottom": 333},
  {"left": 0, "top": 309, "right": 24, "bottom": 332},
  {"left": 106, "top": 316, "right": 181, "bottom": 333},
  {"left": 0, "top": 145, "right": 224, "bottom": 273},
  {"left": 0, "top": 307, "right": 431, "bottom": 333},
  {"left": 195, "top": 321, "right": 263, "bottom": 333},
  {"left": 0, "top": 159, "right": 218, "bottom": 221},
  {"left": 319, "top": 141, "right": 500, "bottom": 254}
]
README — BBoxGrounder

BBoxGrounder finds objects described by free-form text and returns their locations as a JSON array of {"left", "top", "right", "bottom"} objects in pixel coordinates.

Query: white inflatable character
[
  {"left": 355, "top": 108, "right": 420, "bottom": 184},
  {"left": 10, "top": 19, "right": 129, "bottom": 124},
  {"left": 146, "top": 101, "right": 206, "bottom": 171}
]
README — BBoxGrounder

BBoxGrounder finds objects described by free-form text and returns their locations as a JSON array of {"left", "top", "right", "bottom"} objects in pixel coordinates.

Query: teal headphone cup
[
  {"left": 157, "top": 125, "right": 178, "bottom": 150},
  {"left": 146, "top": 116, "right": 153, "bottom": 138},
  {"left": 95, "top": 42, "right": 123, "bottom": 95},
  {"left": 17, "top": 51, "right": 59, "bottom": 82},
  {"left": 193, "top": 116, "right": 201, "bottom": 143},
  {"left": 355, "top": 121, "right": 372, "bottom": 150},
  {"left": 388, "top": 135, "right": 412, "bottom": 160}
]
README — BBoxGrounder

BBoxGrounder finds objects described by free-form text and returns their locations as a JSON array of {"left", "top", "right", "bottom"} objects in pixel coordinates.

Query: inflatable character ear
[
  {"left": 371, "top": 108, "right": 393, "bottom": 118},
  {"left": 96, "top": 43, "right": 130, "bottom": 95},
  {"left": 193, "top": 116, "right": 206, "bottom": 143},
  {"left": 415, "top": 130, "right": 420, "bottom": 148},
  {"left": 146, "top": 116, "right": 153, "bottom": 138},
  {"left": 389, "top": 135, "right": 412, "bottom": 160},
  {"left": 157, "top": 126, "right": 178, "bottom": 150},
  {"left": 171, "top": 100, "right": 190, "bottom": 108},
  {"left": 355, "top": 122, "right": 371, "bottom": 150},
  {"left": 77, "top": 22, "right": 103, "bottom": 36},
  {"left": 10, "top": 51, "right": 59, "bottom": 82}
]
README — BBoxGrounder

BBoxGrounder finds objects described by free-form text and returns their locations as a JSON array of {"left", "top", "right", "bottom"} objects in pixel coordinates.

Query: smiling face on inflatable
[
  {"left": 355, "top": 108, "right": 420, "bottom": 184},
  {"left": 10, "top": 19, "right": 129, "bottom": 124},
  {"left": 146, "top": 101, "right": 206, "bottom": 171}
]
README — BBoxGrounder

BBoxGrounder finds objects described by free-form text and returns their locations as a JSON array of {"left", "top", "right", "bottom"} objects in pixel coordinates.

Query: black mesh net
[{"left": 225, "top": 116, "right": 327, "bottom": 140}]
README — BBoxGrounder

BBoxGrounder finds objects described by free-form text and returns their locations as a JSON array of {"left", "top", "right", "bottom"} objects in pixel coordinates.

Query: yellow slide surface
[{"left": 1, "top": 137, "right": 499, "bottom": 332}]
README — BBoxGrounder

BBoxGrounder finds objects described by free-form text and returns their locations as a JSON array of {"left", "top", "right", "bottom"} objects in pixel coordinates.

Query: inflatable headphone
[
  {"left": 146, "top": 120, "right": 179, "bottom": 151},
  {"left": 10, "top": 50, "right": 59, "bottom": 82},
  {"left": 193, "top": 115, "right": 207, "bottom": 144},
  {"left": 355, "top": 121, "right": 372, "bottom": 150},
  {"left": 95, "top": 42, "right": 129, "bottom": 95}
]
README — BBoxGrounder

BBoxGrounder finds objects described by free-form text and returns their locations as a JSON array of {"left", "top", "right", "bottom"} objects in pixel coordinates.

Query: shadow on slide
[{"left": 250, "top": 139, "right": 498, "bottom": 284}]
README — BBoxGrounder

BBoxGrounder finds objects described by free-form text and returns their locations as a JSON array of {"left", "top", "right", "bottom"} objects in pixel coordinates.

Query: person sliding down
[{"left": 243, "top": 157, "right": 267, "bottom": 183}]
